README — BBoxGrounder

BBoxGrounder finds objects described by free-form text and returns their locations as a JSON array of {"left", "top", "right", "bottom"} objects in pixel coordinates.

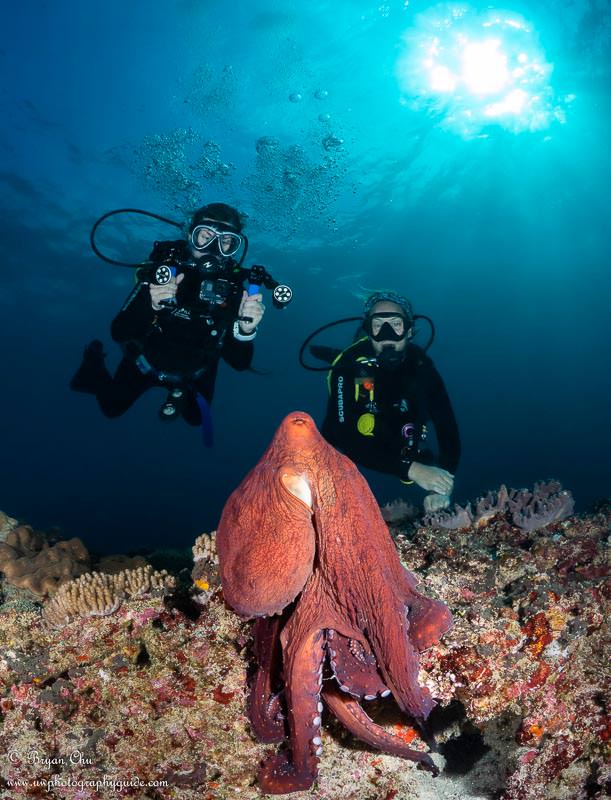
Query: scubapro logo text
[{"left": 337, "top": 376, "right": 344, "bottom": 423}]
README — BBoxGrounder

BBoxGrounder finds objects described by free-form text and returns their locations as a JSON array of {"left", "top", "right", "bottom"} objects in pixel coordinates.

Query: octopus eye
[
  {"left": 280, "top": 471, "right": 313, "bottom": 510},
  {"left": 292, "top": 417, "right": 306, "bottom": 425}
]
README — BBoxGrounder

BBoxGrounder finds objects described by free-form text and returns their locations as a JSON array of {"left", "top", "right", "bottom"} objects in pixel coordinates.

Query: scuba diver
[
  {"left": 70, "top": 202, "right": 266, "bottom": 438},
  {"left": 319, "top": 291, "right": 461, "bottom": 513}
]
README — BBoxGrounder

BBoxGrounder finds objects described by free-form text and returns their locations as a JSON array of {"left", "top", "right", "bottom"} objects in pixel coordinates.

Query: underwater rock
[{"left": 96, "top": 553, "right": 150, "bottom": 574}]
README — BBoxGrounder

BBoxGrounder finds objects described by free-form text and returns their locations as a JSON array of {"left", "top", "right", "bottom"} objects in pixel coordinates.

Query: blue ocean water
[{"left": 0, "top": 0, "right": 609, "bottom": 553}]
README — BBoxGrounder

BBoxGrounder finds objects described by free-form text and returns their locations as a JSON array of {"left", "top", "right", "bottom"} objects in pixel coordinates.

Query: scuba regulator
[{"left": 298, "top": 312, "right": 436, "bottom": 371}]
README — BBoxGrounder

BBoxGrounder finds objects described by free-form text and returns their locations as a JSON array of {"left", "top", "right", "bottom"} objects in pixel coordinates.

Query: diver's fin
[{"left": 70, "top": 340, "right": 109, "bottom": 394}]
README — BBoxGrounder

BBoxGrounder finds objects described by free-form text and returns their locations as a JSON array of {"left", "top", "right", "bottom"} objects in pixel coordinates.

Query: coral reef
[
  {"left": 192, "top": 531, "right": 218, "bottom": 567},
  {"left": 0, "top": 525, "right": 90, "bottom": 596},
  {"left": 400, "top": 496, "right": 609, "bottom": 800},
  {"left": 423, "top": 480, "right": 575, "bottom": 532},
  {"left": 0, "top": 510, "right": 18, "bottom": 543},
  {"left": 191, "top": 531, "right": 220, "bottom": 595},
  {"left": 43, "top": 566, "right": 176, "bottom": 628},
  {"left": 0, "top": 494, "right": 607, "bottom": 800}
]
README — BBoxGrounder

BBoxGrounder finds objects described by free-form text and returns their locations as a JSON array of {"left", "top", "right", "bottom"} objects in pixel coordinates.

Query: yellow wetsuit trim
[{"left": 326, "top": 337, "right": 369, "bottom": 394}]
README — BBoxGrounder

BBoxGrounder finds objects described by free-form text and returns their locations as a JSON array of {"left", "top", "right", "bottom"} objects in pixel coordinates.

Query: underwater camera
[
  {"left": 90, "top": 209, "right": 294, "bottom": 318},
  {"left": 136, "top": 240, "right": 243, "bottom": 315}
]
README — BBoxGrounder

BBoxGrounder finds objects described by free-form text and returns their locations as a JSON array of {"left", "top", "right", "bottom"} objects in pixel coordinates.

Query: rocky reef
[{"left": 0, "top": 490, "right": 608, "bottom": 800}]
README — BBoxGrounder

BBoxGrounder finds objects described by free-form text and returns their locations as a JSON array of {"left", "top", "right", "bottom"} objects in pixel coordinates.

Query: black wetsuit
[
  {"left": 321, "top": 338, "right": 460, "bottom": 482},
  {"left": 82, "top": 244, "right": 253, "bottom": 425}
]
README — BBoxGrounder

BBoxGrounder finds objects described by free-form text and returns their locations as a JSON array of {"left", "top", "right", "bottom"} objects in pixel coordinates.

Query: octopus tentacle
[
  {"left": 368, "top": 589, "right": 436, "bottom": 722},
  {"left": 406, "top": 594, "right": 453, "bottom": 652},
  {"left": 258, "top": 627, "right": 326, "bottom": 794},
  {"left": 247, "top": 617, "right": 286, "bottom": 743},
  {"left": 322, "top": 684, "right": 439, "bottom": 776},
  {"left": 327, "top": 629, "right": 389, "bottom": 699}
]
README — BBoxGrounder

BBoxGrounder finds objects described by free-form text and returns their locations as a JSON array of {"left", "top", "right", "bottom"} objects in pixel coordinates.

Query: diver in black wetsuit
[
  {"left": 70, "top": 203, "right": 265, "bottom": 429},
  {"left": 321, "top": 292, "right": 460, "bottom": 513}
]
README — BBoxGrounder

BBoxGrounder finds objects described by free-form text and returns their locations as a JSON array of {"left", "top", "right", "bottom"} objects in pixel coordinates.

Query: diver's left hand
[
  {"left": 423, "top": 493, "right": 451, "bottom": 513},
  {"left": 237, "top": 291, "right": 265, "bottom": 335}
]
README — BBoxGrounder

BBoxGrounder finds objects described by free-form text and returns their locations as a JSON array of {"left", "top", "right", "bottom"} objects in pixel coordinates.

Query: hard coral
[
  {"left": 192, "top": 531, "right": 218, "bottom": 566},
  {"left": 43, "top": 565, "right": 176, "bottom": 628},
  {"left": 0, "top": 525, "right": 90, "bottom": 596},
  {"left": 0, "top": 509, "right": 18, "bottom": 542},
  {"left": 191, "top": 531, "right": 221, "bottom": 595}
]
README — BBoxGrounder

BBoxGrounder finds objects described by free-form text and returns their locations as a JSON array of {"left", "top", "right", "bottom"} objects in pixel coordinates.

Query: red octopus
[{"left": 217, "top": 412, "right": 452, "bottom": 794}]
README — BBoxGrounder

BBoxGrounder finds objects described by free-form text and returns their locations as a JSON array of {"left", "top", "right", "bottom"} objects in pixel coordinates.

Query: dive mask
[
  {"left": 191, "top": 222, "right": 244, "bottom": 257},
  {"left": 367, "top": 312, "right": 409, "bottom": 342}
]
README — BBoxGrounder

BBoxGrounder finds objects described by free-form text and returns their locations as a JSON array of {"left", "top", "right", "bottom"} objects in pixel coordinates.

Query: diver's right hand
[
  {"left": 150, "top": 272, "right": 184, "bottom": 310},
  {"left": 407, "top": 462, "right": 454, "bottom": 495}
]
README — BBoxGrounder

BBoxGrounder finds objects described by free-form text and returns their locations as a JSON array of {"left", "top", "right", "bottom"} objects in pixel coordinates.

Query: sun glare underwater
[{"left": 397, "top": 4, "right": 571, "bottom": 136}]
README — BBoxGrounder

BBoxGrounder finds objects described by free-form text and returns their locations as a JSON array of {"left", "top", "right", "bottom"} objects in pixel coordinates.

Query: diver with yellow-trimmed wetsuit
[{"left": 320, "top": 292, "right": 460, "bottom": 513}]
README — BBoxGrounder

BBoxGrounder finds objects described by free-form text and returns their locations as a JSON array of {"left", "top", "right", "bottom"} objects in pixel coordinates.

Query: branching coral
[
  {"left": 192, "top": 531, "right": 218, "bottom": 565},
  {"left": 0, "top": 525, "right": 90, "bottom": 596},
  {"left": 43, "top": 565, "right": 176, "bottom": 628},
  {"left": 191, "top": 531, "right": 221, "bottom": 594}
]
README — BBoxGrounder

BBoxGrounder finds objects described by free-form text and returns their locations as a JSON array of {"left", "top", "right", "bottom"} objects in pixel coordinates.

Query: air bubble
[
  {"left": 322, "top": 135, "right": 344, "bottom": 151},
  {"left": 256, "top": 136, "right": 279, "bottom": 154}
]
